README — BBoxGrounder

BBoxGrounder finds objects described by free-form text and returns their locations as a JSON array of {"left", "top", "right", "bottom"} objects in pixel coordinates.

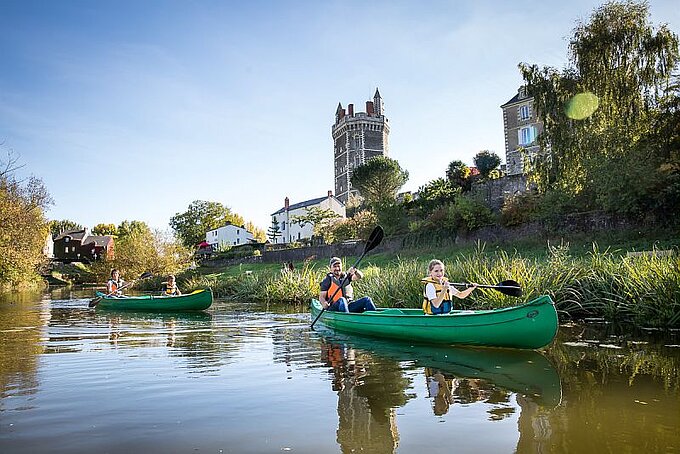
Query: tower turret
[{"left": 373, "top": 88, "right": 383, "bottom": 116}]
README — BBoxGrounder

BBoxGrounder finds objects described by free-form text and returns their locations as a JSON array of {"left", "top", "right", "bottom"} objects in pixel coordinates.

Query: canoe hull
[
  {"left": 310, "top": 295, "right": 558, "bottom": 350},
  {"left": 95, "top": 289, "right": 213, "bottom": 312}
]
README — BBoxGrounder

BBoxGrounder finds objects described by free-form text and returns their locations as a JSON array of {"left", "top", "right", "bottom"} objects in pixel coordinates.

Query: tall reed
[{"left": 183, "top": 244, "right": 680, "bottom": 327}]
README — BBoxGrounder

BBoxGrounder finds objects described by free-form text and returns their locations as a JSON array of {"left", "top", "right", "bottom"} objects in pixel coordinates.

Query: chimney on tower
[
  {"left": 328, "top": 190, "right": 333, "bottom": 198},
  {"left": 348, "top": 103, "right": 354, "bottom": 116},
  {"left": 366, "top": 101, "right": 374, "bottom": 116},
  {"left": 284, "top": 197, "right": 289, "bottom": 210}
]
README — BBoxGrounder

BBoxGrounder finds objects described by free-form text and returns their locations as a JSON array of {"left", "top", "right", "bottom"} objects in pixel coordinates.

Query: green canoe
[
  {"left": 95, "top": 289, "right": 213, "bottom": 312},
  {"left": 310, "top": 294, "right": 558, "bottom": 350}
]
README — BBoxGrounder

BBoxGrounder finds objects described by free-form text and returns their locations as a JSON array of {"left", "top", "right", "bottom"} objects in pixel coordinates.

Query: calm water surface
[{"left": 1, "top": 288, "right": 679, "bottom": 453}]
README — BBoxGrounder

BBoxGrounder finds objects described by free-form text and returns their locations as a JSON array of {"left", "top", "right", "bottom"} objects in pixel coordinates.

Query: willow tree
[{"left": 519, "top": 0, "right": 679, "bottom": 215}]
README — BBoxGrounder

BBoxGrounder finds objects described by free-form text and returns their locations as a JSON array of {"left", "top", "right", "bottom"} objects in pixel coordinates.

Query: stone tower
[{"left": 332, "top": 88, "right": 390, "bottom": 203}]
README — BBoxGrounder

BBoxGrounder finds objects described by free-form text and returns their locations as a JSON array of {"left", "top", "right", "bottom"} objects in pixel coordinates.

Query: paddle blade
[
  {"left": 88, "top": 297, "right": 102, "bottom": 308},
  {"left": 364, "top": 225, "right": 384, "bottom": 254},
  {"left": 496, "top": 280, "right": 523, "bottom": 297}
]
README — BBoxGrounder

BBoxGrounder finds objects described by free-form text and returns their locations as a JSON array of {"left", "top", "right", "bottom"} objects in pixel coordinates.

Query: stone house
[{"left": 501, "top": 86, "right": 544, "bottom": 176}]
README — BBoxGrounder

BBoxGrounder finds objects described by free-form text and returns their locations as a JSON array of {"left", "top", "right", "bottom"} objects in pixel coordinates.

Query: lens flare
[{"left": 564, "top": 92, "right": 599, "bottom": 120}]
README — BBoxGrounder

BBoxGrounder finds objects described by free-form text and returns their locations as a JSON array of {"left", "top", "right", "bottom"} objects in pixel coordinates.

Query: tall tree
[
  {"left": 267, "top": 216, "right": 281, "bottom": 243},
  {"left": 519, "top": 0, "right": 679, "bottom": 214},
  {"left": 170, "top": 200, "right": 245, "bottom": 248},
  {"left": 446, "top": 160, "right": 472, "bottom": 191},
  {"left": 1, "top": 150, "right": 52, "bottom": 287},
  {"left": 350, "top": 157, "right": 409, "bottom": 209},
  {"left": 92, "top": 223, "right": 117, "bottom": 236},
  {"left": 117, "top": 220, "right": 151, "bottom": 238},
  {"left": 473, "top": 151, "right": 501, "bottom": 179}
]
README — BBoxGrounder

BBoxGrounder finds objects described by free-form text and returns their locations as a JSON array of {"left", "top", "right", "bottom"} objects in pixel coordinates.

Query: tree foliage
[
  {"left": 92, "top": 223, "right": 117, "bottom": 236},
  {"left": 413, "top": 178, "right": 460, "bottom": 213},
  {"left": 291, "top": 206, "right": 341, "bottom": 241},
  {"left": 350, "top": 157, "right": 409, "bottom": 209},
  {"left": 473, "top": 151, "right": 501, "bottom": 179},
  {"left": 170, "top": 200, "right": 245, "bottom": 248},
  {"left": 446, "top": 160, "right": 472, "bottom": 191},
  {"left": 519, "top": 0, "right": 679, "bottom": 218},
  {"left": 117, "top": 220, "right": 151, "bottom": 239},
  {"left": 49, "top": 219, "right": 83, "bottom": 238},
  {"left": 90, "top": 228, "right": 193, "bottom": 281},
  {"left": 325, "top": 210, "right": 378, "bottom": 244},
  {"left": 0, "top": 151, "right": 52, "bottom": 287},
  {"left": 267, "top": 216, "right": 281, "bottom": 243}
]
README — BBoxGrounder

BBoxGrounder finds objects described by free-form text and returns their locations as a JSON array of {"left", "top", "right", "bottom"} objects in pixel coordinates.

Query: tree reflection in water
[{"left": 321, "top": 341, "right": 413, "bottom": 454}]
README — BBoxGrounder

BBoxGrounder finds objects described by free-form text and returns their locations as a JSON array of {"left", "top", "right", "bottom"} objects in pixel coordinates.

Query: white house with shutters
[
  {"left": 270, "top": 191, "right": 346, "bottom": 244},
  {"left": 205, "top": 223, "right": 255, "bottom": 250}
]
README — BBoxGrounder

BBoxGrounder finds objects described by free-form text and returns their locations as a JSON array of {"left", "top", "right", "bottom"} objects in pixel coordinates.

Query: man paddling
[{"left": 319, "top": 257, "right": 376, "bottom": 313}]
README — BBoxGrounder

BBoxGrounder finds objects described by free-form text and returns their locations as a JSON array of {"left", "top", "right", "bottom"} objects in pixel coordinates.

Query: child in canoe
[
  {"left": 162, "top": 275, "right": 182, "bottom": 296},
  {"left": 106, "top": 269, "right": 125, "bottom": 296},
  {"left": 422, "top": 259, "right": 478, "bottom": 314}
]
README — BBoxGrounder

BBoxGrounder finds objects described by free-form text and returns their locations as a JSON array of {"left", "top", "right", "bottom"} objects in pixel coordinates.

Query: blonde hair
[{"left": 428, "top": 259, "right": 444, "bottom": 272}]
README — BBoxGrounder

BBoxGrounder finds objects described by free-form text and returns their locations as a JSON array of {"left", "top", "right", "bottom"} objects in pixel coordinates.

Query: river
[{"left": 1, "top": 288, "right": 678, "bottom": 453}]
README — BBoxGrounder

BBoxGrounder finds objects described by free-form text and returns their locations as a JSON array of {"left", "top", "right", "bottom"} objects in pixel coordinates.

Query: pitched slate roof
[
  {"left": 54, "top": 229, "right": 87, "bottom": 241},
  {"left": 54, "top": 229, "right": 112, "bottom": 247},
  {"left": 83, "top": 235, "right": 113, "bottom": 247},
  {"left": 501, "top": 89, "right": 532, "bottom": 108},
  {"left": 271, "top": 196, "right": 343, "bottom": 216}
]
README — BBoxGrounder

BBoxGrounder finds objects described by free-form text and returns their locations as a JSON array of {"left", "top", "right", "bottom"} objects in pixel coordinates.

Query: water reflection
[
  {"left": 320, "top": 340, "right": 412, "bottom": 453},
  {"left": 2, "top": 291, "right": 680, "bottom": 453},
  {"left": 308, "top": 329, "right": 564, "bottom": 453}
]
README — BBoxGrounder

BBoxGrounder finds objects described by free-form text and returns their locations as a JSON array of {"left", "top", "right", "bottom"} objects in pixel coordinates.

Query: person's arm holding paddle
[{"left": 450, "top": 280, "right": 477, "bottom": 299}]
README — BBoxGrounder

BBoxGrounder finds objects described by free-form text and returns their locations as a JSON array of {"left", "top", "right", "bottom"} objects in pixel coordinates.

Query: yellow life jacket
[
  {"left": 422, "top": 277, "right": 452, "bottom": 315},
  {"left": 164, "top": 284, "right": 179, "bottom": 296}
]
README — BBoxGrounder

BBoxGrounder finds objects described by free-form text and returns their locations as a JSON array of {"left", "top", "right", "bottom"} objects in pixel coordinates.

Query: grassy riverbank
[{"left": 163, "top": 231, "right": 680, "bottom": 328}]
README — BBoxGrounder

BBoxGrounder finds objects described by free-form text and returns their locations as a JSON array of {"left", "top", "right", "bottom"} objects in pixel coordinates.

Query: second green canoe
[
  {"left": 95, "top": 288, "right": 213, "bottom": 312},
  {"left": 310, "top": 295, "right": 558, "bottom": 350}
]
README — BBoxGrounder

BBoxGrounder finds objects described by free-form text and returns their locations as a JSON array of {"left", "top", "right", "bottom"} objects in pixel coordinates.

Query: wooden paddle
[
  {"left": 311, "top": 225, "right": 384, "bottom": 329},
  {"left": 88, "top": 272, "right": 153, "bottom": 307},
  {"left": 449, "top": 279, "right": 523, "bottom": 298}
]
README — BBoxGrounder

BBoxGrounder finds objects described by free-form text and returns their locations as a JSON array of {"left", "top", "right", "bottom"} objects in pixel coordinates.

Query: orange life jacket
[
  {"left": 108, "top": 279, "right": 122, "bottom": 294},
  {"left": 326, "top": 273, "right": 352, "bottom": 304}
]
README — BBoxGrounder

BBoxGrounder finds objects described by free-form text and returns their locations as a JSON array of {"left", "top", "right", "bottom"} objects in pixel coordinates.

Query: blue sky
[{"left": 1, "top": 0, "right": 678, "bottom": 232}]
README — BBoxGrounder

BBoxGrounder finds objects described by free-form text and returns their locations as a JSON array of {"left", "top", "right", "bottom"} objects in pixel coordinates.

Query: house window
[
  {"left": 64, "top": 237, "right": 69, "bottom": 243},
  {"left": 518, "top": 126, "right": 537, "bottom": 146},
  {"left": 519, "top": 105, "right": 530, "bottom": 120},
  {"left": 281, "top": 221, "right": 286, "bottom": 231}
]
